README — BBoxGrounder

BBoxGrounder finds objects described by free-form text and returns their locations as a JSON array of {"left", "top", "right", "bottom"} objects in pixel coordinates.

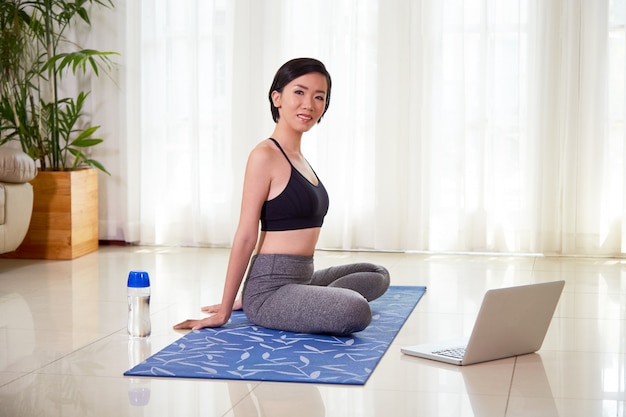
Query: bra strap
[
  {"left": 267, "top": 138, "right": 320, "bottom": 183},
  {"left": 268, "top": 138, "right": 292, "bottom": 165}
]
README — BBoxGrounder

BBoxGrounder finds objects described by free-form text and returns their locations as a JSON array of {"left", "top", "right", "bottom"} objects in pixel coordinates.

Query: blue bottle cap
[{"left": 128, "top": 270, "right": 150, "bottom": 288}]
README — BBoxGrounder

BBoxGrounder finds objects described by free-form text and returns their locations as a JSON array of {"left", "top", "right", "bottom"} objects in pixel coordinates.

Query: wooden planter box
[{"left": 5, "top": 168, "right": 99, "bottom": 260}]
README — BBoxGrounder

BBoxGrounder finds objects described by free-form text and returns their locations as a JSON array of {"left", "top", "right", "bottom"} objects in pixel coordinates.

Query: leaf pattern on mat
[{"left": 124, "top": 286, "right": 426, "bottom": 385}]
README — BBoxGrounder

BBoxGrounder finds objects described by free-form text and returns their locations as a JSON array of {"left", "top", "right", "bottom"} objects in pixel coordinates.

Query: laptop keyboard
[{"left": 433, "top": 346, "right": 466, "bottom": 359}]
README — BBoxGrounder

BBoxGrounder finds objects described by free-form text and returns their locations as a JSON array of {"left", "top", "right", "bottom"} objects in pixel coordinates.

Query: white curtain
[{"left": 105, "top": 0, "right": 625, "bottom": 256}]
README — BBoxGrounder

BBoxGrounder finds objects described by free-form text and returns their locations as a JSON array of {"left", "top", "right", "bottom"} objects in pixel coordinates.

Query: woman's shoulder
[
  {"left": 252, "top": 138, "right": 275, "bottom": 151},
  {"left": 244, "top": 139, "right": 279, "bottom": 172},
  {"left": 249, "top": 139, "right": 280, "bottom": 162}
]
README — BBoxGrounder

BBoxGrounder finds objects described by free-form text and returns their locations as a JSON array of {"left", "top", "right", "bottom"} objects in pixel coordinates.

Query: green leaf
[
  {"left": 70, "top": 138, "right": 103, "bottom": 148},
  {"left": 86, "top": 159, "right": 110, "bottom": 175},
  {"left": 77, "top": 7, "right": 90, "bottom": 24},
  {"left": 74, "top": 125, "right": 101, "bottom": 141}
]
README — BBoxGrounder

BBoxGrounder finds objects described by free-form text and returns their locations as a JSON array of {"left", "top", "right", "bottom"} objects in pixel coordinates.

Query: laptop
[{"left": 401, "top": 280, "right": 565, "bottom": 365}]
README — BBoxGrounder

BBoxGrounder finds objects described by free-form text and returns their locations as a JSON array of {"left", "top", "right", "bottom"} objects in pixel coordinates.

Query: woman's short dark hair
[{"left": 268, "top": 58, "right": 332, "bottom": 123}]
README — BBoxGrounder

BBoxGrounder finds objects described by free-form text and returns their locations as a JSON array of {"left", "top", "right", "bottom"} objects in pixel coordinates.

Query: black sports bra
[{"left": 260, "top": 138, "right": 329, "bottom": 231}]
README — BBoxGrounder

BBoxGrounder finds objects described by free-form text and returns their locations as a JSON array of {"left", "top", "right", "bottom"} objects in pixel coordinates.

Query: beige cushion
[
  {"left": 0, "top": 146, "right": 37, "bottom": 183},
  {"left": 0, "top": 184, "right": 4, "bottom": 224},
  {"left": 0, "top": 182, "right": 33, "bottom": 253}
]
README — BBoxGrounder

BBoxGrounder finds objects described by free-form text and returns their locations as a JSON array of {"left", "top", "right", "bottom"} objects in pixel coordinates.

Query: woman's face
[{"left": 272, "top": 72, "right": 328, "bottom": 133}]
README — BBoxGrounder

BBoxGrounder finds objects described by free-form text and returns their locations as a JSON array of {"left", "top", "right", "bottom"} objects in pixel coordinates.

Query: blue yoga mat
[{"left": 124, "top": 285, "right": 426, "bottom": 385}]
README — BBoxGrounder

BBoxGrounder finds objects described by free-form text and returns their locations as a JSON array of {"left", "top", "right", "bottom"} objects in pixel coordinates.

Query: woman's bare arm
[{"left": 174, "top": 145, "right": 273, "bottom": 330}]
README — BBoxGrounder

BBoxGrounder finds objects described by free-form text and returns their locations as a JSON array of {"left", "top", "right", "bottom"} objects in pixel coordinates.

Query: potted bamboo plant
[{"left": 0, "top": 0, "right": 118, "bottom": 259}]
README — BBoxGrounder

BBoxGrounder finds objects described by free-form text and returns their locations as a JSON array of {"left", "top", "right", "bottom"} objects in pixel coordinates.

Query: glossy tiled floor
[{"left": 1, "top": 246, "right": 624, "bottom": 416}]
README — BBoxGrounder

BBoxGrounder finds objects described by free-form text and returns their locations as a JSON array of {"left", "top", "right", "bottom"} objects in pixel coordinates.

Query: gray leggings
[{"left": 242, "top": 254, "right": 390, "bottom": 336}]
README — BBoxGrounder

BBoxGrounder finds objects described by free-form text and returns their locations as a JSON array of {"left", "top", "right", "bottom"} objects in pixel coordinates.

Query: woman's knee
[
  {"left": 376, "top": 265, "right": 391, "bottom": 293},
  {"left": 334, "top": 294, "right": 372, "bottom": 336},
  {"left": 372, "top": 264, "right": 390, "bottom": 284},
  {"left": 353, "top": 263, "right": 391, "bottom": 291}
]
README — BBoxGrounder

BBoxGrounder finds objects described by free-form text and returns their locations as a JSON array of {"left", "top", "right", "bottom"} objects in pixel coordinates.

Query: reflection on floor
[{"left": 1, "top": 246, "right": 624, "bottom": 416}]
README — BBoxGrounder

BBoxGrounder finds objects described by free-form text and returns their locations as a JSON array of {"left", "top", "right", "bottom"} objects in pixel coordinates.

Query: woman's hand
[
  {"left": 174, "top": 298, "right": 241, "bottom": 330},
  {"left": 201, "top": 297, "right": 243, "bottom": 313},
  {"left": 173, "top": 312, "right": 229, "bottom": 331}
]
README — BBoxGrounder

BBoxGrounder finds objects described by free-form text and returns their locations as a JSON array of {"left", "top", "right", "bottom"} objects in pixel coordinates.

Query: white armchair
[{"left": 0, "top": 143, "right": 37, "bottom": 254}]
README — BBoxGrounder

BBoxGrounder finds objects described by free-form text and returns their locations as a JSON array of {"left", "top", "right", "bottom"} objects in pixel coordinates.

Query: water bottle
[{"left": 127, "top": 270, "right": 151, "bottom": 338}]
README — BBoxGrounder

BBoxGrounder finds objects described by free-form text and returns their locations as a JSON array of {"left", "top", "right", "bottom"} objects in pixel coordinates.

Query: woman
[{"left": 174, "top": 58, "right": 390, "bottom": 336}]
